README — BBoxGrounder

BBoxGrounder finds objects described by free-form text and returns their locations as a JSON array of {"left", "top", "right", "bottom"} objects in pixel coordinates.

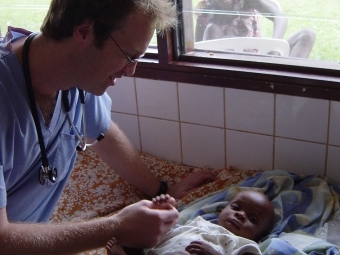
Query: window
[
  {"left": 179, "top": 0, "right": 340, "bottom": 69},
  {"left": 134, "top": 0, "right": 340, "bottom": 101},
  {"left": 0, "top": 1, "right": 49, "bottom": 35}
]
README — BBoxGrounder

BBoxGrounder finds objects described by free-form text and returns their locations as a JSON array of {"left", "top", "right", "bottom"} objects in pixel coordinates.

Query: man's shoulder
[
  {"left": 0, "top": 27, "right": 31, "bottom": 58},
  {"left": 0, "top": 34, "right": 13, "bottom": 58}
]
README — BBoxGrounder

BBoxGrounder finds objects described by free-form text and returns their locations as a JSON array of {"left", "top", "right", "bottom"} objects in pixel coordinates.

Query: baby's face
[{"left": 218, "top": 190, "right": 273, "bottom": 241}]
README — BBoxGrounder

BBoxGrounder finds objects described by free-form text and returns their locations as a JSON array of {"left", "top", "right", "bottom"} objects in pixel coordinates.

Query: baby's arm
[{"left": 185, "top": 241, "right": 223, "bottom": 255}]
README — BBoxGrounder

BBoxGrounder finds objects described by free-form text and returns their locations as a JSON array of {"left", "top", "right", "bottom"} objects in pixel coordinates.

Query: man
[
  {"left": 0, "top": 0, "right": 216, "bottom": 253},
  {"left": 195, "top": 0, "right": 316, "bottom": 58}
]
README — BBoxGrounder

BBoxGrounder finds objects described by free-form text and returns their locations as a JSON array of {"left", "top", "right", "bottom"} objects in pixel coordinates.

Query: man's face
[
  {"left": 218, "top": 190, "right": 273, "bottom": 241},
  {"left": 81, "top": 12, "right": 155, "bottom": 95}
]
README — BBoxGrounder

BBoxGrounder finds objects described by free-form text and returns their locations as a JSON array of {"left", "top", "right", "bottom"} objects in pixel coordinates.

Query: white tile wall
[
  {"left": 274, "top": 138, "right": 326, "bottom": 176},
  {"left": 179, "top": 83, "right": 224, "bottom": 127},
  {"left": 111, "top": 112, "right": 141, "bottom": 151},
  {"left": 276, "top": 95, "right": 329, "bottom": 143},
  {"left": 327, "top": 146, "right": 340, "bottom": 185},
  {"left": 136, "top": 78, "right": 178, "bottom": 121},
  {"left": 226, "top": 130, "right": 273, "bottom": 171},
  {"left": 225, "top": 88, "right": 274, "bottom": 135},
  {"left": 181, "top": 123, "right": 225, "bottom": 169},
  {"left": 107, "top": 77, "right": 137, "bottom": 114},
  {"left": 329, "top": 101, "right": 340, "bottom": 146},
  {"left": 139, "top": 117, "right": 181, "bottom": 163},
  {"left": 109, "top": 77, "right": 340, "bottom": 184}
]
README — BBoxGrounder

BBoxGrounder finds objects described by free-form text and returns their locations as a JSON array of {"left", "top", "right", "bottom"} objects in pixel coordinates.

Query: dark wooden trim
[{"left": 136, "top": 32, "right": 340, "bottom": 101}]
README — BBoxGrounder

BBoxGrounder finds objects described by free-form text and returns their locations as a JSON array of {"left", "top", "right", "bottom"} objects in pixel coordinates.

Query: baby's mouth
[{"left": 228, "top": 219, "right": 241, "bottom": 229}]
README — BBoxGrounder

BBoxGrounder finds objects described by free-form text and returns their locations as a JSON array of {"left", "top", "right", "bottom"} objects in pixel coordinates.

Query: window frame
[{"left": 135, "top": 2, "right": 340, "bottom": 102}]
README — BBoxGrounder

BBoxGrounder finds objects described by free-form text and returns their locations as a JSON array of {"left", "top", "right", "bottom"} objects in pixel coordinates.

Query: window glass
[
  {"left": 150, "top": 31, "right": 157, "bottom": 46},
  {"left": 0, "top": 0, "right": 49, "bottom": 35},
  {"left": 181, "top": 0, "right": 340, "bottom": 67}
]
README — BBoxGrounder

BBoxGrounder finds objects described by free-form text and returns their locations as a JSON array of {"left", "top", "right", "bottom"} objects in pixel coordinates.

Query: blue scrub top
[{"left": 0, "top": 27, "right": 111, "bottom": 222}]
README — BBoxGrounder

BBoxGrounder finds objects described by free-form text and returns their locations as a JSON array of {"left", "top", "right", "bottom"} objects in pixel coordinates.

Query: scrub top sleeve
[
  {"left": 0, "top": 164, "right": 6, "bottom": 208},
  {"left": 84, "top": 92, "right": 112, "bottom": 138}
]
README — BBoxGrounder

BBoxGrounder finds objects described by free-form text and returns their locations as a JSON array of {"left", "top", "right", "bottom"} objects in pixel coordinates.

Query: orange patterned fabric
[{"left": 50, "top": 148, "right": 261, "bottom": 254}]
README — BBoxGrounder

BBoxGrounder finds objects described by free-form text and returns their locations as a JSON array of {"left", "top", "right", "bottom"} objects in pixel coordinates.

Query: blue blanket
[{"left": 178, "top": 170, "right": 340, "bottom": 254}]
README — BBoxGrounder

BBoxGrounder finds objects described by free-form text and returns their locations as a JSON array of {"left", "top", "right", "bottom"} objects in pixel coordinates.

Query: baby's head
[{"left": 218, "top": 190, "right": 274, "bottom": 242}]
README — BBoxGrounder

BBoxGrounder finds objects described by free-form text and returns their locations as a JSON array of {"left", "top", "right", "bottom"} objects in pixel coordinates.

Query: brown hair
[{"left": 41, "top": 0, "right": 177, "bottom": 46}]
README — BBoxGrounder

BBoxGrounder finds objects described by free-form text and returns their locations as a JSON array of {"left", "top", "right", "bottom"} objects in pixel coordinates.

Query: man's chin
[{"left": 85, "top": 87, "right": 108, "bottom": 96}]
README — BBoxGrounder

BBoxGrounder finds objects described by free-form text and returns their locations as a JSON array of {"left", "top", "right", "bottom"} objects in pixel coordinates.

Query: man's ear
[{"left": 73, "top": 20, "right": 94, "bottom": 44}]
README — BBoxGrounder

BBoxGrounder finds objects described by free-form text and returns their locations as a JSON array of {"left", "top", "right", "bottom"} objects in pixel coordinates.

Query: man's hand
[
  {"left": 168, "top": 169, "right": 216, "bottom": 199},
  {"left": 112, "top": 200, "right": 179, "bottom": 248}
]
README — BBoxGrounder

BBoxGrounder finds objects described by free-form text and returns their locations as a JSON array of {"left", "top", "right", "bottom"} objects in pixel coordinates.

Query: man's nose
[{"left": 123, "top": 62, "right": 138, "bottom": 76}]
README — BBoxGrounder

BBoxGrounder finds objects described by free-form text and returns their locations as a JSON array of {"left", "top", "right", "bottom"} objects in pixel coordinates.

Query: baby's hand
[
  {"left": 152, "top": 194, "right": 176, "bottom": 208},
  {"left": 186, "top": 241, "right": 222, "bottom": 255}
]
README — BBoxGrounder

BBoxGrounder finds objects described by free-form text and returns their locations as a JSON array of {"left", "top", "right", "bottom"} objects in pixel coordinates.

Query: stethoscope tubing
[
  {"left": 62, "top": 89, "right": 104, "bottom": 152},
  {"left": 23, "top": 33, "right": 56, "bottom": 185},
  {"left": 23, "top": 33, "right": 104, "bottom": 185}
]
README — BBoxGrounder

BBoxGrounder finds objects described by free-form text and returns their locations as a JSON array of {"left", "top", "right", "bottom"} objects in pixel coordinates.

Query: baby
[{"left": 107, "top": 190, "right": 274, "bottom": 255}]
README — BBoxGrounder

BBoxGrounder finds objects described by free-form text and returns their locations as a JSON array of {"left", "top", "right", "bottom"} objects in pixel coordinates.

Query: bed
[{"left": 50, "top": 148, "right": 340, "bottom": 255}]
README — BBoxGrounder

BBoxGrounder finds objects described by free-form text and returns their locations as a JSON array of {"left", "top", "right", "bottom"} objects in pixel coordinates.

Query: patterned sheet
[
  {"left": 178, "top": 170, "right": 340, "bottom": 255},
  {"left": 50, "top": 148, "right": 260, "bottom": 254},
  {"left": 50, "top": 149, "right": 340, "bottom": 255}
]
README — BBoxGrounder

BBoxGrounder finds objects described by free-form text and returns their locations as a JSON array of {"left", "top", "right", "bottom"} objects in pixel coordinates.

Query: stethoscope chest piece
[{"left": 39, "top": 166, "right": 57, "bottom": 185}]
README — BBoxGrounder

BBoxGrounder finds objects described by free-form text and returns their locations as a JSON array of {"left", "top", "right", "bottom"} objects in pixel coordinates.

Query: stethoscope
[
  {"left": 61, "top": 89, "right": 104, "bottom": 152},
  {"left": 22, "top": 33, "right": 104, "bottom": 185}
]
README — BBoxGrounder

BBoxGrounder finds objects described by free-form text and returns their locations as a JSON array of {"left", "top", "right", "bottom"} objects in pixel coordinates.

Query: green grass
[
  {"left": 0, "top": 0, "right": 50, "bottom": 34},
  {"left": 1, "top": 0, "right": 339, "bottom": 62}
]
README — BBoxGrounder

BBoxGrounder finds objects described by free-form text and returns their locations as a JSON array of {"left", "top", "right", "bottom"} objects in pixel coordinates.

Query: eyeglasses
[{"left": 109, "top": 34, "right": 143, "bottom": 66}]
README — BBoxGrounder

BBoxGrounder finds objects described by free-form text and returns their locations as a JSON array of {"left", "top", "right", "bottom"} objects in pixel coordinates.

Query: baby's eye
[
  {"left": 230, "top": 203, "right": 239, "bottom": 210},
  {"left": 249, "top": 216, "right": 258, "bottom": 225}
]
